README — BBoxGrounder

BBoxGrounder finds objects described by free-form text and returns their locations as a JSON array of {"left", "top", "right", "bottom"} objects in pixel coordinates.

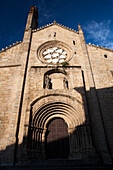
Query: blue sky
[{"left": 0, "top": 0, "right": 113, "bottom": 50}]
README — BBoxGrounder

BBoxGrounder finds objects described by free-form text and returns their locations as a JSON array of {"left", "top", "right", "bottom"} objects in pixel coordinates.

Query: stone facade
[{"left": 0, "top": 6, "right": 113, "bottom": 165}]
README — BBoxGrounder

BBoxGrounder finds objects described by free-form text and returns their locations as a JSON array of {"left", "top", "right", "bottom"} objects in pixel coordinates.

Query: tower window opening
[
  {"left": 48, "top": 34, "right": 51, "bottom": 37},
  {"left": 104, "top": 54, "right": 107, "bottom": 58},
  {"left": 73, "top": 40, "right": 75, "bottom": 45},
  {"left": 110, "top": 71, "right": 113, "bottom": 77},
  {"left": 54, "top": 32, "right": 56, "bottom": 37}
]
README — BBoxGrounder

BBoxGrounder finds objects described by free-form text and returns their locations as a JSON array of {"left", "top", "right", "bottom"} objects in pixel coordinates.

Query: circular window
[
  {"left": 37, "top": 41, "right": 73, "bottom": 65},
  {"left": 42, "top": 47, "right": 67, "bottom": 64}
]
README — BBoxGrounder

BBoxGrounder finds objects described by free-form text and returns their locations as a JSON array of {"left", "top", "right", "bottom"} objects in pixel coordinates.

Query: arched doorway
[{"left": 46, "top": 118, "right": 70, "bottom": 159}]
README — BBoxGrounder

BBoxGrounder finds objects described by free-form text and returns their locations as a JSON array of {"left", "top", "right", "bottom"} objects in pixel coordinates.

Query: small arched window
[
  {"left": 110, "top": 71, "right": 113, "bottom": 77},
  {"left": 104, "top": 54, "right": 107, "bottom": 58},
  {"left": 54, "top": 32, "right": 56, "bottom": 37},
  {"left": 73, "top": 40, "right": 75, "bottom": 45}
]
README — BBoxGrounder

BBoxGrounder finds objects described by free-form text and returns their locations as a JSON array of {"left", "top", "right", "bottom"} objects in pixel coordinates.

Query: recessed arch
[
  {"left": 43, "top": 68, "right": 68, "bottom": 89},
  {"left": 44, "top": 68, "right": 67, "bottom": 76},
  {"left": 30, "top": 93, "right": 82, "bottom": 106},
  {"left": 32, "top": 102, "right": 85, "bottom": 130},
  {"left": 46, "top": 117, "right": 70, "bottom": 159},
  {"left": 27, "top": 100, "right": 93, "bottom": 161}
]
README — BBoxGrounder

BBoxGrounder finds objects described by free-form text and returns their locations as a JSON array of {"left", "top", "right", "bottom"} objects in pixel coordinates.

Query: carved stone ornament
[{"left": 37, "top": 40, "right": 73, "bottom": 65}]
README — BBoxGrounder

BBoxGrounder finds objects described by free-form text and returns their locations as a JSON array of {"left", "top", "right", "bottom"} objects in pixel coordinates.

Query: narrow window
[
  {"left": 54, "top": 32, "right": 56, "bottom": 37},
  {"left": 73, "top": 40, "right": 75, "bottom": 45},
  {"left": 110, "top": 71, "right": 113, "bottom": 77},
  {"left": 104, "top": 54, "right": 107, "bottom": 58},
  {"left": 48, "top": 34, "right": 51, "bottom": 37}
]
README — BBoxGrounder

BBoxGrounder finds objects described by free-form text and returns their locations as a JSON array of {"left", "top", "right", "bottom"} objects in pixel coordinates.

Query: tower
[{"left": 0, "top": 6, "right": 113, "bottom": 165}]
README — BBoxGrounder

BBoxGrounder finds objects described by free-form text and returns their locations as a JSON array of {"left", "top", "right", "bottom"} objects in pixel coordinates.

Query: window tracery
[
  {"left": 42, "top": 47, "right": 67, "bottom": 64},
  {"left": 37, "top": 40, "right": 73, "bottom": 65}
]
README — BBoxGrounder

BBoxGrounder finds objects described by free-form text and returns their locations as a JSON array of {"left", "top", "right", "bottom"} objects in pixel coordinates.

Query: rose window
[
  {"left": 37, "top": 41, "right": 73, "bottom": 64},
  {"left": 42, "top": 47, "right": 67, "bottom": 64}
]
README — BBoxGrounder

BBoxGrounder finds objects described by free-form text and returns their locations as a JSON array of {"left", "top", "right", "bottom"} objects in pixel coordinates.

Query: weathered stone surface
[{"left": 0, "top": 6, "right": 113, "bottom": 165}]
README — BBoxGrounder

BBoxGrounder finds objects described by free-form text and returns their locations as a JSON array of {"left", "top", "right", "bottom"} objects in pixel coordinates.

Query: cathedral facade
[{"left": 0, "top": 6, "right": 113, "bottom": 165}]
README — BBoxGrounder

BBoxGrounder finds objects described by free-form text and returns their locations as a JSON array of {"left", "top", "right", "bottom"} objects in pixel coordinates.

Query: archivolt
[
  {"left": 44, "top": 68, "right": 67, "bottom": 76},
  {"left": 32, "top": 102, "right": 85, "bottom": 129},
  {"left": 30, "top": 93, "right": 82, "bottom": 106}
]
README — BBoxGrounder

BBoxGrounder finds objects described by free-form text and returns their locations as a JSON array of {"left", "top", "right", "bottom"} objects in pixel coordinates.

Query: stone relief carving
[
  {"left": 63, "top": 77, "right": 68, "bottom": 89},
  {"left": 45, "top": 75, "right": 52, "bottom": 89}
]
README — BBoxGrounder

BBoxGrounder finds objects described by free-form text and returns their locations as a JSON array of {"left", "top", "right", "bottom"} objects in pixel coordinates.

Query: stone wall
[
  {"left": 87, "top": 45, "right": 113, "bottom": 159},
  {"left": 0, "top": 22, "right": 113, "bottom": 164},
  {"left": 0, "top": 43, "right": 28, "bottom": 163}
]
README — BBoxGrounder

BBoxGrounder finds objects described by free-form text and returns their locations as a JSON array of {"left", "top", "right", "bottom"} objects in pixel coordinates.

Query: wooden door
[{"left": 46, "top": 118, "right": 69, "bottom": 159}]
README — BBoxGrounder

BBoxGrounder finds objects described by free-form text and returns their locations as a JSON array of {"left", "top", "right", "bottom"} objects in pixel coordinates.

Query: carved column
[
  {"left": 41, "top": 129, "right": 47, "bottom": 159},
  {"left": 68, "top": 127, "right": 79, "bottom": 159}
]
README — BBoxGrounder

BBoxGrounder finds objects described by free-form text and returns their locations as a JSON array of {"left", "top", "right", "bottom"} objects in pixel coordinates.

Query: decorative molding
[
  {"left": 0, "top": 41, "right": 22, "bottom": 53},
  {"left": 0, "top": 64, "right": 21, "bottom": 68},
  {"left": 1, "top": 22, "right": 113, "bottom": 54},
  {"left": 88, "top": 42, "right": 113, "bottom": 52},
  {"left": 37, "top": 40, "right": 74, "bottom": 65},
  {"left": 32, "top": 21, "right": 77, "bottom": 34}
]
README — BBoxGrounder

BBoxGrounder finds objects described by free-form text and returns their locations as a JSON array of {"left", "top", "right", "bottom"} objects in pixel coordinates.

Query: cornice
[
  {"left": 0, "top": 41, "right": 22, "bottom": 53},
  {"left": 87, "top": 43, "right": 113, "bottom": 53}
]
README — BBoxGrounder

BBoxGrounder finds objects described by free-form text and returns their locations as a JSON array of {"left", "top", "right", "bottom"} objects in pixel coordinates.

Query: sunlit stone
[
  {"left": 43, "top": 51, "right": 49, "bottom": 55},
  {"left": 52, "top": 53, "right": 59, "bottom": 57},
  {"left": 56, "top": 49, "right": 63, "bottom": 53},
  {"left": 47, "top": 48, "right": 54, "bottom": 53},
  {"left": 52, "top": 58, "right": 59, "bottom": 63},
  {"left": 46, "top": 59, "right": 52, "bottom": 63},
  {"left": 44, "top": 54, "right": 51, "bottom": 59},
  {"left": 59, "top": 55, "right": 66, "bottom": 59},
  {"left": 59, "top": 59, "right": 64, "bottom": 63},
  {"left": 62, "top": 51, "right": 67, "bottom": 55},
  {"left": 52, "top": 47, "right": 58, "bottom": 50}
]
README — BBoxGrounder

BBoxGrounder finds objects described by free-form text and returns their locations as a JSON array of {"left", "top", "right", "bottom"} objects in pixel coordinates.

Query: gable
[
  {"left": 33, "top": 22, "right": 78, "bottom": 35},
  {"left": 30, "top": 24, "right": 82, "bottom": 67},
  {"left": 32, "top": 24, "right": 79, "bottom": 44}
]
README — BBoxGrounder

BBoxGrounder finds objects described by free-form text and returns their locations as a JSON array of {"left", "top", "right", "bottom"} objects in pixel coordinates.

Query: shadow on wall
[
  {"left": 0, "top": 124, "right": 99, "bottom": 165},
  {"left": 0, "top": 86, "right": 113, "bottom": 165},
  {"left": 25, "top": 120, "right": 97, "bottom": 162}
]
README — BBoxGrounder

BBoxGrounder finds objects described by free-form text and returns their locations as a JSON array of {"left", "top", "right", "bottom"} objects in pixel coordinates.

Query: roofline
[
  {"left": 32, "top": 21, "right": 78, "bottom": 34},
  {"left": 87, "top": 43, "right": 113, "bottom": 52},
  {"left": 32, "top": 21, "right": 113, "bottom": 53},
  {"left": 0, "top": 21, "right": 113, "bottom": 53},
  {"left": 0, "top": 41, "right": 22, "bottom": 53}
]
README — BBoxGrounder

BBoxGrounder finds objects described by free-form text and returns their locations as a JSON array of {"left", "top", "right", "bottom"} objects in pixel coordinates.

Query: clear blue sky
[{"left": 0, "top": 0, "right": 113, "bottom": 50}]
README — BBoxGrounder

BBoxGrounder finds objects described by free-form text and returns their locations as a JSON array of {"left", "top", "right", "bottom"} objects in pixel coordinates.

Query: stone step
[
  {"left": 0, "top": 160, "right": 113, "bottom": 170},
  {"left": 0, "top": 165, "right": 113, "bottom": 170}
]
